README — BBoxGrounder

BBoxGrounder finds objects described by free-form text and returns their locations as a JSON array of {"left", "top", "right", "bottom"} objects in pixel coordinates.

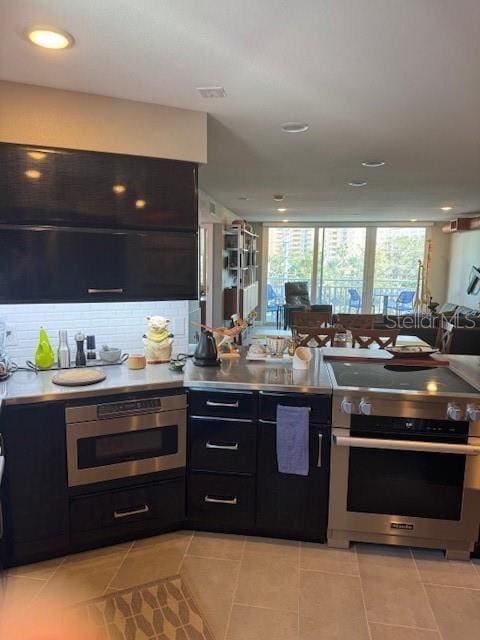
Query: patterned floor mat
[{"left": 72, "top": 575, "right": 214, "bottom": 640}]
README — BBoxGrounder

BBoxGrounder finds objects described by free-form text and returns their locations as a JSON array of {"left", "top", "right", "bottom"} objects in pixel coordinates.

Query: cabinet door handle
[
  {"left": 114, "top": 504, "right": 149, "bottom": 519},
  {"left": 317, "top": 433, "right": 323, "bottom": 467},
  {"left": 206, "top": 400, "right": 239, "bottom": 408},
  {"left": 204, "top": 495, "right": 238, "bottom": 505},
  {"left": 88, "top": 288, "right": 124, "bottom": 294},
  {"left": 206, "top": 441, "right": 239, "bottom": 451}
]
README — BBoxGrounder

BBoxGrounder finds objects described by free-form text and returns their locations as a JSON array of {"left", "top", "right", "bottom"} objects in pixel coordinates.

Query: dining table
[{"left": 321, "top": 334, "right": 434, "bottom": 361}]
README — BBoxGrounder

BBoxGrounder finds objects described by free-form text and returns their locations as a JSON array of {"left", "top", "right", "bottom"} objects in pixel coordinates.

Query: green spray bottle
[{"left": 35, "top": 327, "right": 55, "bottom": 369}]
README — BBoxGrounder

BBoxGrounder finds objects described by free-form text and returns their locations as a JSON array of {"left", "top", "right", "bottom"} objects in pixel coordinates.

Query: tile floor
[{"left": 1, "top": 531, "right": 480, "bottom": 640}]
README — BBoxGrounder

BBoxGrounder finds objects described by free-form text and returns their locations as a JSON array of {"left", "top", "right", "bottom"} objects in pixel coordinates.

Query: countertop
[
  {"left": 183, "top": 349, "right": 332, "bottom": 394},
  {"left": 1, "top": 363, "right": 184, "bottom": 406},
  {"left": 439, "top": 355, "right": 480, "bottom": 392},
  {"left": 1, "top": 352, "right": 478, "bottom": 407}
]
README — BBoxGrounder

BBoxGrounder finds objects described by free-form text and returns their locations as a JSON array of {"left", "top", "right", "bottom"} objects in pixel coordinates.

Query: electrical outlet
[{"left": 6, "top": 328, "right": 18, "bottom": 346}]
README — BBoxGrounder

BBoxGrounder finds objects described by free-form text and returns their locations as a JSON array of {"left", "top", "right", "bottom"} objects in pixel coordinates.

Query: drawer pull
[
  {"left": 206, "top": 400, "right": 240, "bottom": 408},
  {"left": 204, "top": 494, "right": 238, "bottom": 505},
  {"left": 206, "top": 441, "right": 239, "bottom": 451},
  {"left": 114, "top": 504, "right": 150, "bottom": 519},
  {"left": 317, "top": 433, "right": 323, "bottom": 467},
  {"left": 88, "top": 288, "right": 124, "bottom": 294}
]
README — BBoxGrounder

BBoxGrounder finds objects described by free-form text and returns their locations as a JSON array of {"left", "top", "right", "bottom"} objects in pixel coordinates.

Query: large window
[
  {"left": 264, "top": 225, "right": 426, "bottom": 322},
  {"left": 317, "top": 228, "right": 366, "bottom": 313},
  {"left": 266, "top": 228, "right": 315, "bottom": 322},
  {"left": 372, "top": 227, "right": 426, "bottom": 314}
]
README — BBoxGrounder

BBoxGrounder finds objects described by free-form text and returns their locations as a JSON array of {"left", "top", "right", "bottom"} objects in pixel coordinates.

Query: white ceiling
[{"left": 1, "top": 0, "right": 480, "bottom": 222}]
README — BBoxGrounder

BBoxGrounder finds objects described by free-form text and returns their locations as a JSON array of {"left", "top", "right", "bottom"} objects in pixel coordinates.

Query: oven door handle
[{"left": 333, "top": 435, "right": 480, "bottom": 456}]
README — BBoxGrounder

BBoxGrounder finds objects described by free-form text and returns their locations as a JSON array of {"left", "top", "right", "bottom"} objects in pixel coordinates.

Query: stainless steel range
[{"left": 327, "top": 362, "right": 480, "bottom": 559}]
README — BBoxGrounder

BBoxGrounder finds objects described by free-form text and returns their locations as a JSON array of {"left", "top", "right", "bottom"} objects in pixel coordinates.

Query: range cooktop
[{"left": 329, "top": 362, "right": 478, "bottom": 394}]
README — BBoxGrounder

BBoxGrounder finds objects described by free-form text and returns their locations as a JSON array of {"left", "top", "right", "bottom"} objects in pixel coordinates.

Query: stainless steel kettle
[{"left": 193, "top": 330, "right": 219, "bottom": 367}]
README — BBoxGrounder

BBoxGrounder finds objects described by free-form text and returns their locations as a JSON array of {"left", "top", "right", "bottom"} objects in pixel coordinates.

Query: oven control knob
[
  {"left": 447, "top": 403, "right": 463, "bottom": 421},
  {"left": 359, "top": 399, "right": 373, "bottom": 416},
  {"left": 340, "top": 398, "right": 354, "bottom": 414},
  {"left": 467, "top": 404, "right": 480, "bottom": 422}
]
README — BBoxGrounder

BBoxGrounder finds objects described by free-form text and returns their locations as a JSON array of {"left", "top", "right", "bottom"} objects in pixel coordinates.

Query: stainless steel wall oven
[{"left": 66, "top": 394, "right": 187, "bottom": 487}]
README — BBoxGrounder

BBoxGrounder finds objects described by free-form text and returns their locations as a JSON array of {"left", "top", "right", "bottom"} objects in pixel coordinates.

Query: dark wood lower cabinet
[
  {"left": 70, "top": 478, "right": 185, "bottom": 549},
  {"left": 1, "top": 388, "right": 333, "bottom": 567},
  {"left": 187, "top": 472, "right": 255, "bottom": 532},
  {"left": 1, "top": 403, "right": 70, "bottom": 565},
  {"left": 186, "top": 389, "right": 332, "bottom": 542},
  {"left": 256, "top": 420, "right": 330, "bottom": 542}
]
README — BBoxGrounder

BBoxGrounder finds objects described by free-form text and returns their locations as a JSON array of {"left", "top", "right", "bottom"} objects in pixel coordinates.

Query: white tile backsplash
[{"left": 0, "top": 300, "right": 190, "bottom": 364}]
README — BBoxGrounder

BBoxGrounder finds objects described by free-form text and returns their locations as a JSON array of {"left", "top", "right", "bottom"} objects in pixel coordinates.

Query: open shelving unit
[{"left": 223, "top": 226, "right": 259, "bottom": 322}]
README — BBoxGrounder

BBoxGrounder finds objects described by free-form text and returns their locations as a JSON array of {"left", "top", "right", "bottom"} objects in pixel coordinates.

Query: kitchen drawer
[
  {"left": 259, "top": 391, "right": 331, "bottom": 424},
  {"left": 70, "top": 478, "right": 185, "bottom": 534},
  {"left": 189, "top": 418, "right": 256, "bottom": 474},
  {"left": 187, "top": 473, "right": 255, "bottom": 531},
  {"left": 189, "top": 390, "right": 257, "bottom": 420}
]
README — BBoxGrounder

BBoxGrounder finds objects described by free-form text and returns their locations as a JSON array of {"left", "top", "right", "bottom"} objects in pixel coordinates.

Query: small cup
[
  {"left": 127, "top": 354, "right": 146, "bottom": 370},
  {"left": 292, "top": 347, "right": 312, "bottom": 370}
]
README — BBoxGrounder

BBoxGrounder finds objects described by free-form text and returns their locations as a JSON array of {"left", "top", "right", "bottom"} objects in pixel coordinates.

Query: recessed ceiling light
[
  {"left": 441, "top": 206, "right": 453, "bottom": 211},
  {"left": 280, "top": 122, "right": 309, "bottom": 133},
  {"left": 273, "top": 194, "right": 285, "bottom": 202},
  {"left": 277, "top": 208, "right": 287, "bottom": 212},
  {"left": 24, "top": 169, "right": 41, "bottom": 179},
  {"left": 237, "top": 196, "right": 249, "bottom": 201},
  {"left": 112, "top": 184, "right": 126, "bottom": 194},
  {"left": 282, "top": 219, "right": 289, "bottom": 223},
  {"left": 27, "top": 150, "right": 47, "bottom": 161},
  {"left": 410, "top": 218, "right": 418, "bottom": 222},
  {"left": 25, "top": 27, "right": 74, "bottom": 49},
  {"left": 361, "top": 160, "right": 386, "bottom": 168},
  {"left": 197, "top": 86, "right": 227, "bottom": 98},
  {"left": 135, "top": 199, "right": 146, "bottom": 209},
  {"left": 348, "top": 180, "right": 367, "bottom": 187}
]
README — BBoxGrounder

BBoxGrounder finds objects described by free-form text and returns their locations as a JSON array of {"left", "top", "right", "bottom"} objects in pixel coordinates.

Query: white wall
[
  {"left": 425, "top": 223, "right": 450, "bottom": 304},
  {"left": 447, "top": 228, "right": 480, "bottom": 308},
  {"left": 198, "top": 190, "right": 237, "bottom": 225},
  {"left": 0, "top": 81, "right": 207, "bottom": 163},
  {"left": 0, "top": 301, "right": 189, "bottom": 365}
]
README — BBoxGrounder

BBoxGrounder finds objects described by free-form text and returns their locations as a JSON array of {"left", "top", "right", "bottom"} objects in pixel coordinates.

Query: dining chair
[
  {"left": 347, "top": 289, "right": 361, "bottom": 312},
  {"left": 435, "top": 317, "right": 455, "bottom": 353},
  {"left": 292, "top": 326, "right": 338, "bottom": 348},
  {"left": 351, "top": 329, "right": 399, "bottom": 349},
  {"left": 387, "top": 290, "right": 415, "bottom": 315},
  {"left": 291, "top": 311, "right": 331, "bottom": 328},
  {"left": 336, "top": 313, "right": 377, "bottom": 329}
]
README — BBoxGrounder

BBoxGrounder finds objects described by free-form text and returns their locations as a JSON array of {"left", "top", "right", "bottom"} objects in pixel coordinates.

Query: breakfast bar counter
[{"left": 183, "top": 348, "right": 332, "bottom": 393}]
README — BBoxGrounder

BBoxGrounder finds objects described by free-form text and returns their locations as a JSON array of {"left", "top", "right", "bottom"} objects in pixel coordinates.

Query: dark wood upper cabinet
[
  {"left": 0, "top": 227, "right": 197, "bottom": 302},
  {"left": 0, "top": 142, "right": 198, "bottom": 232},
  {"left": 0, "top": 142, "right": 198, "bottom": 302}
]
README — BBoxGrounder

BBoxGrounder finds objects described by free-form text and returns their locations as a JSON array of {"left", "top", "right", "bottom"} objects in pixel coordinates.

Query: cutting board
[
  {"left": 322, "top": 347, "right": 392, "bottom": 360},
  {"left": 52, "top": 368, "right": 107, "bottom": 386}
]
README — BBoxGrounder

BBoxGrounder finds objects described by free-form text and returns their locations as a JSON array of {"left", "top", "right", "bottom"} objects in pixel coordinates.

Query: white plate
[{"left": 246, "top": 352, "right": 292, "bottom": 363}]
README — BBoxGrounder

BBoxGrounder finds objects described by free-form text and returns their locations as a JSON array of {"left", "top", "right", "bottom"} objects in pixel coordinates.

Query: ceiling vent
[{"left": 197, "top": 86, "right": 227, "bottom": 98}]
